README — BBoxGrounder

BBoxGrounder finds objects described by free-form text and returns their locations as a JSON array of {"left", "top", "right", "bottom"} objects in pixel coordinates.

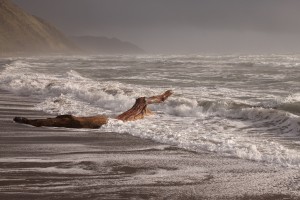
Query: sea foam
[{"left": 1, "top": 56, "right": 300, "bottom": 168}]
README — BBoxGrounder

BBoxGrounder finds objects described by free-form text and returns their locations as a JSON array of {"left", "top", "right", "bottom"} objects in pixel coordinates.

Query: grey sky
[{"left": 13, "top": 0, "right": 300, "bottom": 53}]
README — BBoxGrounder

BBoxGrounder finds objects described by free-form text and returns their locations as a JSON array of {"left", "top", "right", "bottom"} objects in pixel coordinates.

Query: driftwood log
[{"left": 13, "top": 90, "right": 173, "bottom": 129}]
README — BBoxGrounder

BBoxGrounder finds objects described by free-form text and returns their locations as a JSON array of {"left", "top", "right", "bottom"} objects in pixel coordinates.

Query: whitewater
[{"left": 0, "top": 54, "right": 300, "bottom": 167}]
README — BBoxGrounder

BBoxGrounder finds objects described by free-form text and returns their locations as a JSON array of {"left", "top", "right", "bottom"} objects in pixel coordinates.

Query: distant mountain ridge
[
  {"left": 0, "top": 0, "right": 77, "bottom": 56},
  {"left": 70, "top": 36, "right": 144, "bottom": 54}
]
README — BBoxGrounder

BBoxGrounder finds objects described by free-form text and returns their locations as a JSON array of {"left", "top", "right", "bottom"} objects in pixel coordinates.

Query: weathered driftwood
[
  {"left": 14, "top": 115, "right": 109, "bottom": 129},
  {"left": 13, "top": 90, "right": 173, "bottom": 129},
  {"left": 116, "top": 90, "right": 173, "bottom": 121}
]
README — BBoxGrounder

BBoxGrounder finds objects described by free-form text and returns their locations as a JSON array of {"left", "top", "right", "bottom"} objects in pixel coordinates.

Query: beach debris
[{"left": 13, "top": 90, "right": 173, "bottom": 129}]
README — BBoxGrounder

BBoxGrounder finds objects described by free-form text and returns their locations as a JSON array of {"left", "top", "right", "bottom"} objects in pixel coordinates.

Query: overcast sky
[{"left": 13, "top": 0, "right": 300, "bottom": 54}]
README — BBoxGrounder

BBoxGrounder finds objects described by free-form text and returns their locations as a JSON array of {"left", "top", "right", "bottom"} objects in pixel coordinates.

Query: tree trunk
[{"left": 14, "top": 90, "right": 173, "bottom": 129}]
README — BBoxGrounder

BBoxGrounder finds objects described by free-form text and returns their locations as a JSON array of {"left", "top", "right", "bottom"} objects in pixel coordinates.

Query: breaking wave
[{"left": 1, "top": 57, "right": 300, "bottom": 168}]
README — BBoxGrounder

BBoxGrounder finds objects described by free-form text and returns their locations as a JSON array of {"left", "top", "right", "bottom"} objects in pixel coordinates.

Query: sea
[{"left": 0, "top": 54, "right": 299, "bottom": 168}]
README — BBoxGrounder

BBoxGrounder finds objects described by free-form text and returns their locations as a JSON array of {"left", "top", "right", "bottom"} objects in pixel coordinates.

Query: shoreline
[{"left": 0, "top": 89, "right": 300, "bottom": 199}]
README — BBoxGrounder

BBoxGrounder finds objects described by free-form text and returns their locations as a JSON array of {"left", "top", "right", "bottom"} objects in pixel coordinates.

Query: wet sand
[{"left": 1, "top": 89, "right": 300, "bottom": 200}]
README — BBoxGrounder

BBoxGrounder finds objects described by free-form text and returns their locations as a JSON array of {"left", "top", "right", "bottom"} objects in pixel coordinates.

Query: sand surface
[{"left": 1, "top": 89, "right": 300, "bottom": 200}]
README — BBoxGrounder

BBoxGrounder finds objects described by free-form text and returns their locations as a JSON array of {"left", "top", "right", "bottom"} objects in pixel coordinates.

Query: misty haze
[
  {"left": 1, "top": 0, "right": 300, "bottom": 199},
  {"left": 11, "top": 0, "right": 300, "bottom": 54}
]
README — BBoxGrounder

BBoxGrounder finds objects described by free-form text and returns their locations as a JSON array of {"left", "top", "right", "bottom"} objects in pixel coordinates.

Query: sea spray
[{"left": 1, "top": 55, "right": 300, "bottom": 167}]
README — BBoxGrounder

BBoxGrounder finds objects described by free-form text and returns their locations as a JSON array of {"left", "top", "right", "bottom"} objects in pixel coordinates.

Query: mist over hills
[
  {"left": 0, "top": 0, "right": 144, "bottom": 56},
  {"left": 70, "top": 36, "right": 144, "bottom": 55},
  {"left": 0, "top": 0, "right": 77, "bottom": 56}
]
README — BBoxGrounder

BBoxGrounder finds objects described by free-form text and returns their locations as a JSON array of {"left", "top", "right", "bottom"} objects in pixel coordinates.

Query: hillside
[
  {"left": 0, "top": 0, "right": 77, "bottom": 56},
  {"left": 70, "top": 36, "right": 144, "bottom": 54}
]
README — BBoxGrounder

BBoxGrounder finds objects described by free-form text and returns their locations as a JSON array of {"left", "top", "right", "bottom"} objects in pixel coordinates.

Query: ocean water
[{"left": 0, "top": 54, "right": 300, "bottom": 167}]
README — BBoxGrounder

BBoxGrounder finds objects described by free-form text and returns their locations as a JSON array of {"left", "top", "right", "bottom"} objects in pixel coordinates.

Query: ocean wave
[
  {"left": 102, "top": 115, "right": 300, "bottom": 168},
  {"left": 159, "top": 97, "right": 300, "bottom": 135},
  {"left": 1, "top": 60, "right": 299, "bottom": 136},
  {"left": 0, "top": 60, "right": 161, "bottom": 114},
  {"left": 278, "top": 102, "right": 300, "bottom": 115},
  {"left": 1, "top": 57, "right": 300, "bottom": 168},
  {"left": 258, "top": 93, "right": 300, "bottom": 115}
]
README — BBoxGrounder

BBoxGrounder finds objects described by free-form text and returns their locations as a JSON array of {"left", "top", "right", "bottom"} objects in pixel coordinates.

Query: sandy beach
[
  {"left": 2, "top": 0, "right": 300, "bottom": 198},
  {"left": 0, "top": 88, "right": 300, "bottom": 200}
]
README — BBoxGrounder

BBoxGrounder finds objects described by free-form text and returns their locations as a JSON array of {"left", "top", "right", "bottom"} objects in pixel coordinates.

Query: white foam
[
  {"left": 102, "top": 116, "right": 300, "bottom": 168},
  {"left": 1, "top": 56, "right": 300, "bottom": 168}
]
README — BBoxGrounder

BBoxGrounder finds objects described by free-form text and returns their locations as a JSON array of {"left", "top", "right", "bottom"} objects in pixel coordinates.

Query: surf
[{"left": 1, "top": 55, "right": 300, "bottom": 168}]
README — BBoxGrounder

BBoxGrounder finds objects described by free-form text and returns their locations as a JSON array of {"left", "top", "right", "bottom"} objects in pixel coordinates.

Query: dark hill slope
[{"left": 0, "top": 0, "right": 77, "bottom": 56}]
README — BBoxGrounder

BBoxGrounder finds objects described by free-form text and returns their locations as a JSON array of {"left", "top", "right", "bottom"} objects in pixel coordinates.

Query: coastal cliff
[{"left": 0, "top": 0, "right": 77, "bottom": 56}]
